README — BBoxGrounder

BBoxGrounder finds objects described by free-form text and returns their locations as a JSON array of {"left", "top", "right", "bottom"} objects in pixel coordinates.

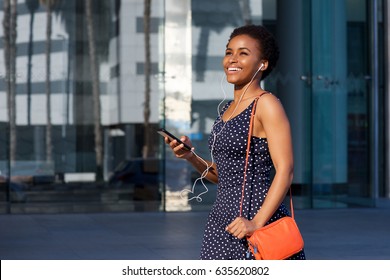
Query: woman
[{"left": 164, "top": 25, "right": 305, "bottom": 260}]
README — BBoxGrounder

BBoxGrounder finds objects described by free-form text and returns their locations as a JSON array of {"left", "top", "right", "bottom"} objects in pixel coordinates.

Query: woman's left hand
[{"left": 225, "top": 217, "right": 258, "bottom": 239}]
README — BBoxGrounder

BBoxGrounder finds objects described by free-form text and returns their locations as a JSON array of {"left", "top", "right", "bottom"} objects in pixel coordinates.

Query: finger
[
  {"left": 232, "top": 227, "right": 242, "bottom": 237},
  {"left": 231, "top": 225, "right": 248, "bottom": 239},
  {"left": 231, "top": 220, "right": 250, "bottom": 236},
  {"left": 225, "top": 221, "right": 234, "bottom": 232},
  {"left": 169, "top": 139, "right": 180, "bottom": 149},
  {"left": 226, "top": 218, "right": 244, "bottom": 234},
  {"left": 227, "top": 222, "right": 241, "bottom": 235},
  {"left": 173, "top": 143, "right": 187, "bottom": 153},
  {"left": 234, "top": 222, "right": 250, "bottom": 239},
  {"left": 226, "top": 217, "right": 240, "bottom": 229},
  {"left": 237, "top": 232, "right": 246, "bottom": 240},
  {"left": 178, "top": 143, "right": 187, "bottom": 151}
]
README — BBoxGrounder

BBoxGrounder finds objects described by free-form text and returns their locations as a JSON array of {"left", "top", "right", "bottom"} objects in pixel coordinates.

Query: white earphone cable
[{"left": 181, "top": 67, "right": 262, "bottom": 202}]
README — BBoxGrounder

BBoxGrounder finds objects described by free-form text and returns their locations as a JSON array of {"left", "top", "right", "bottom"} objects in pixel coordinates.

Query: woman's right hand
[{"left": 165, "top": 135, "right": 194, "bottom": 160}]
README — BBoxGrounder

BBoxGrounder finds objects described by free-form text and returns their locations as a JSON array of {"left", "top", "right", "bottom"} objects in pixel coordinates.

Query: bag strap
[
  {"left": 239, "top": 97, "right": 259, "bottom": 217},
  {"left": 239, "top": 92, "right": 295, "bottom": 219}
]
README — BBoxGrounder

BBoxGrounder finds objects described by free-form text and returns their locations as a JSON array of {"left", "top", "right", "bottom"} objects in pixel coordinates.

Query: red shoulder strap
[{"left": 239, "top": 97, "right": 258, "bottom": 217}]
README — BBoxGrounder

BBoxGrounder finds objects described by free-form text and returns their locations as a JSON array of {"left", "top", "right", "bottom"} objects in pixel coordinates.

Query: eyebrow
[{"left": 225, "top": 47, "right": 252, "bottom": 52}]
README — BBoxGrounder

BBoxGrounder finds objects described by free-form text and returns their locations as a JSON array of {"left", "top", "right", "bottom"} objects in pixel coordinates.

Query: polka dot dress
[{"left": 200, "top": 98, "right": 306, "bottom": 260}]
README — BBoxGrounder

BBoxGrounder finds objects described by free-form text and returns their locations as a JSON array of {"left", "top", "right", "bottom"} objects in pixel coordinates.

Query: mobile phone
[{"left": 157, "top": 128, "right": 192, "bottom": 151}]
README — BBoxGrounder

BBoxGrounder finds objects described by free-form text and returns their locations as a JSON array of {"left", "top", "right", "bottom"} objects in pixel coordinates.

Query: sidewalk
[{"left": 0, "top": 208, "right": 389, "bottom": 260}]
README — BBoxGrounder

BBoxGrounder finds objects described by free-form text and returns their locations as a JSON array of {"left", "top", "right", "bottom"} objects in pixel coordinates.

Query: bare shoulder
[
  {"left": 256, "top": 92, "right": 287, "bottom": 119},
  {"left": 259, "top": 92, "right": 280, "bottom": 102}
]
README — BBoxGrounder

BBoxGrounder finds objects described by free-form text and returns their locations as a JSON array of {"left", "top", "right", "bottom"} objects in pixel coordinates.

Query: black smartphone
[{"left": 157, "top": 128, "right": 192, "bottom": 151}]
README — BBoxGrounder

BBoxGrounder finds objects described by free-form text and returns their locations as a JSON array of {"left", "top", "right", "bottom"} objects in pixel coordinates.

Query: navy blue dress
[{"left": 200, "top": 98, "right": 305, "bottom": 260}]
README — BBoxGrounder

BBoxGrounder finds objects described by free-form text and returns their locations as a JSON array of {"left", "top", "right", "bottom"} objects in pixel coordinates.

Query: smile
[{"left": 227, "top": 67, "right": 242, "bottom": 72}]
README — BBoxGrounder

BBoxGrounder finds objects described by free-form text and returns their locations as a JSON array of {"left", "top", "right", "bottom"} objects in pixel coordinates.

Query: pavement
[{"left": 0, "top": 207, "right": 390, "bottom": 260}]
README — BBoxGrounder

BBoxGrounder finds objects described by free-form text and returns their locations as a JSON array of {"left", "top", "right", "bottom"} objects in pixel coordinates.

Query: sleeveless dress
[{"left": 199, "top": 97, "right": 306, "bottom": 260}]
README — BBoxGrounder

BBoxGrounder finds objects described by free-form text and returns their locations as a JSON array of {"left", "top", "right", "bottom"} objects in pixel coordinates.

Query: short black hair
[{"left": 228, "top": 25, "right": 279, "bottom": 80}]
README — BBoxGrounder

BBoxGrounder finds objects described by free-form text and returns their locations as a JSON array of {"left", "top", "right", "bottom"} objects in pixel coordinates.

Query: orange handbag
[
  {"left": 240, "top": 96, "right": 304, "bottom": 260},
  {"left": 246, "top": 191, "right": 304, "bottom": 260}
]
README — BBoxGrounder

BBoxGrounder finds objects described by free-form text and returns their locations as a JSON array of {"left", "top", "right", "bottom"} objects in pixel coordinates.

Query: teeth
[{"left": 228, "top": 67, "right": 242, "bottom": 71}]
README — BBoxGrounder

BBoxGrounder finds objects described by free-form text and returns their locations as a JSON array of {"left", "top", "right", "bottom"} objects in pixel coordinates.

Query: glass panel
[
  {"left": 310, "top": 0, "right": 373, "bottom": 207},
  {"left": 275, "top": 0, "right": 379, "bottom": 208},
  {"left": 274, "top": 0, "right": 313, "bottom": 209},
  {"left": 0, "top": 0, "right": 164, "bottom": 213}
]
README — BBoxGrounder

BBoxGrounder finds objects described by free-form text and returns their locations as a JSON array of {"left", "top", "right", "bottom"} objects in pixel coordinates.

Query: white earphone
[{"left": 258, "top": 63, "right": 265, "bottom": 71}]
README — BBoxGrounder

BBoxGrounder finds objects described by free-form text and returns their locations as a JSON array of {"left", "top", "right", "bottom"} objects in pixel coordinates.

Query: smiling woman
[{"left": 163, "top": 24, "right": 305, "bottom": 260}]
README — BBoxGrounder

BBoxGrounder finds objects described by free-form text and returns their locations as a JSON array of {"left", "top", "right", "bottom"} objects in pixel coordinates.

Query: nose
[{"left": 227, "top": 52, "right": 238, "bottom": 63}]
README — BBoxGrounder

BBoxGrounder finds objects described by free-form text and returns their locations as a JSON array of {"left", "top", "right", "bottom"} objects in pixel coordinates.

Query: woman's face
[{"left": 223, "top": 34, "right": 263, "bottom": 87}]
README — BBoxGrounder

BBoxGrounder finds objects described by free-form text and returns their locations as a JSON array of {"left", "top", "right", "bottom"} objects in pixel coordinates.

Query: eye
[{"left": 225, "top": 50, "right": 232, "bottom": 56}]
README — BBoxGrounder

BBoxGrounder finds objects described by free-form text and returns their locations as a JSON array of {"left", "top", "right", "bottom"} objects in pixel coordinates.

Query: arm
[
  {"left": 251, "top": 95, "right": 293, "bottom": 228},
  {"left": 226, "top": 94, "right": 293, "bottom": 238},
  {"left": 165, "top": 136, "right": 219, "bottom": 184}
]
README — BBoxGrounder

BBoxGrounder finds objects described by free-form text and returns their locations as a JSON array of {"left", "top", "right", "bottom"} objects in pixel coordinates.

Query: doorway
[{"left": 275, "top": 0, "right": 376, "bottom": 208}]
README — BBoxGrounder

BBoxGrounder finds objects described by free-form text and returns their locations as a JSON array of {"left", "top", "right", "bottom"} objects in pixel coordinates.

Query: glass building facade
[{"left": 0, "top": 0, "right": 388, "bottom": 214}]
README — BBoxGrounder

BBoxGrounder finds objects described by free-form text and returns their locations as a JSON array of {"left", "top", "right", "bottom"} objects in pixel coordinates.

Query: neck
[{"left": 233, "top": 83, "right": 262, "bottom": 103}]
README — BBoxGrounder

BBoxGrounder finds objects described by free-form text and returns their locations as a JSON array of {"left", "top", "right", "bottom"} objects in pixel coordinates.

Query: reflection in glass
[{"left": 0, "top": 0, "right": 164, "bottom": 213}]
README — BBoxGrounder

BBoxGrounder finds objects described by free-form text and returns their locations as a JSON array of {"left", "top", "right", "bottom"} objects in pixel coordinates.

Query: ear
[{"left": 259, "top": 60, "right": 269, "bottom": 71}]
